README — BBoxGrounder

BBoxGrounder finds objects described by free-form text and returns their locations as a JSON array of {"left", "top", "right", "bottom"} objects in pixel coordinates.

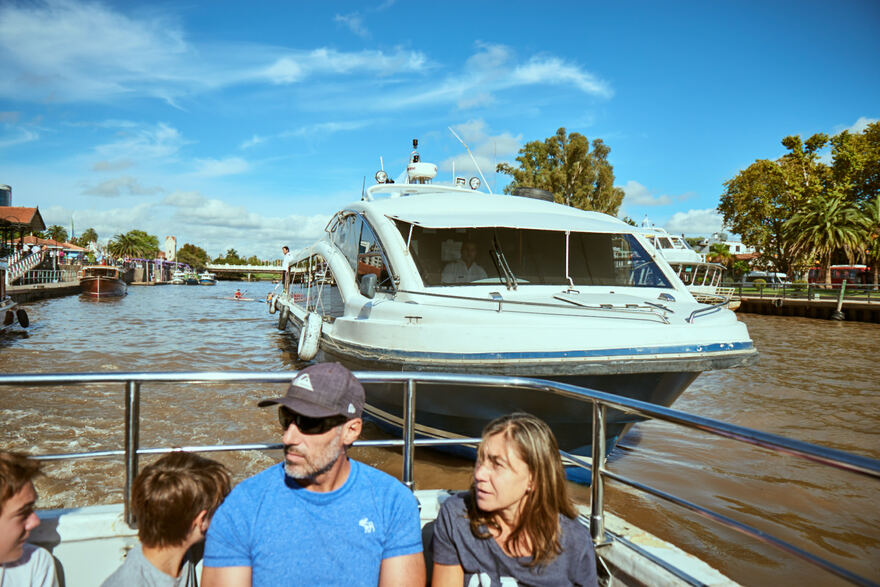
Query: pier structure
[{"left": 206, "top": 262, "right": 292, "bottom": 281}]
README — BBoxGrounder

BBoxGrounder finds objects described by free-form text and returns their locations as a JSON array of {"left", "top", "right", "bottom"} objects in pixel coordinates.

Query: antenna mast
[{"left": 448, "top": 127, "right": 492, "bottom": 194}]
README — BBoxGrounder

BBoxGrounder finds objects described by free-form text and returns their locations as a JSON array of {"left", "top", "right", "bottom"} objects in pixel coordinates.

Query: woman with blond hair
[{"left": 432, "top": 413, "right": 598, "bottom": 586}]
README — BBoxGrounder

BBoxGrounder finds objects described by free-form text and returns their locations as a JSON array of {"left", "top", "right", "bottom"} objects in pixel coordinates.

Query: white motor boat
[
  {"left": 198, "top": 271, "right": 217, "bottom": 285},
  {"left": 170, "top": 270, "right": 187, "bottom": 285},
  {"left": 637, "top": 226, "right": 740, "bottom": 309},
  {"left": 271, "top": 141, "right": 757, "bottom": 465}
]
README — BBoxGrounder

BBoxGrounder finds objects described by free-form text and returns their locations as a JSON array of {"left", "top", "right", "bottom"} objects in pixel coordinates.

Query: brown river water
[{"left": 1, "top": 282, "right": 878, "bottom": 585}]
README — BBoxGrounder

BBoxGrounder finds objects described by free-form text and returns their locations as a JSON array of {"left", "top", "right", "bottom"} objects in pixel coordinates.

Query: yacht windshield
[{"left": 394, "top": 223, "right": 672, "bottom": 288}]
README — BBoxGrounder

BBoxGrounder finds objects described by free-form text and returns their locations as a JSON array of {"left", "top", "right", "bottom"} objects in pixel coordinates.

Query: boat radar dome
[{"left": 406, "top": 139, "right": 436, "bottom": 184}]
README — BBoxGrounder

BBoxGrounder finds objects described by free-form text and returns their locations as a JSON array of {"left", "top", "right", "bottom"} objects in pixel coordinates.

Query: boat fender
[
  {"left": 297, "top": 312, "right": 322, "bottom": 361},
  {"left": 268, "top": 297, "right": 277, "bottom": 314},
  {"left": 277, "top": 305, "right": 290, "bottom": 330},
  {"left": 16, "top": 309, "right": 29, "bottom": 328}
]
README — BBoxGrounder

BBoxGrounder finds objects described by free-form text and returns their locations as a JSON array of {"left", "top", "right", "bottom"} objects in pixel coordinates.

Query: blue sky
[{"left": 1, "top": 0, "right": 877, "bottom": 260}]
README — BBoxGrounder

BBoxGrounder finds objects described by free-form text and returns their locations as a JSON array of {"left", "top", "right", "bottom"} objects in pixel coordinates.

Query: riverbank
[{"left": 739, "top": 295, "right": 880, "bottom": 322}]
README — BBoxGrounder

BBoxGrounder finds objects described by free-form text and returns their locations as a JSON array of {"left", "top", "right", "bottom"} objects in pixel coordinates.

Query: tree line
[
  {"left": 719, "top": 122, "right": 879, "bottom": 285},
  {"left": 35, "top": 226, "right": 267, "bottom": 271}
]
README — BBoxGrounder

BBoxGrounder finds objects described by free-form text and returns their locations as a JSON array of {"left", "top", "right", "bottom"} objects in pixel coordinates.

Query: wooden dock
[
  {"left": 739, "top": 296, "right": 880, "bottom": 323},
  {"left": 8, "top": 281, "right": 80, "bottom": 302}
]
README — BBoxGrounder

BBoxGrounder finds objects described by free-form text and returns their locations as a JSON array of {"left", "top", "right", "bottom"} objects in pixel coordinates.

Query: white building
[{"left": 696, "top": 232, "right": 755, "bottom": 256}]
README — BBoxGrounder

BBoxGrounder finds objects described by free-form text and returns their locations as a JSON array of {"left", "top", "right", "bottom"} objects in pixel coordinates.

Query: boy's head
[
  {"left": 0, "top": 452, "right": 42, "bottom": 563},
  {"left": 132, "top": 452, "right": 231, "bottom": 548}
]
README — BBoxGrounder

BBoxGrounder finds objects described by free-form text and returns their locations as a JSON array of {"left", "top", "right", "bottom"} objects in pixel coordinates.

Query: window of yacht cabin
[
  {"left": 329, "top": 213, "right": 394, "bottom": 292},
  {"left": 293, "top": 254, "right": 344, "bottom": 319},
  {"left": 393, "top": 222, "right": 672, "bottom": 288}
]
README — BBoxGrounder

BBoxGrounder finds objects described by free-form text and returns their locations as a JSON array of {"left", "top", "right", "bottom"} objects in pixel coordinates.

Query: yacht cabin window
[
  {"left": 394, "top": 222, "right": 672, "bottom": 288},
  {"left": 329, "top": 212, "right": 394, "bottom": 291}
]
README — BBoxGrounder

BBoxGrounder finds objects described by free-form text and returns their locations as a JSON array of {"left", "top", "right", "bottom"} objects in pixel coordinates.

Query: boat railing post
[
  {"left": 123, "top": 380, "right": 141, "bottom": 527},
  {"left": 402, "top": 379, "right": 416, "bottom": 491},
  {"left": 590, "top": 402, "right": 608, "bottom": 546}
]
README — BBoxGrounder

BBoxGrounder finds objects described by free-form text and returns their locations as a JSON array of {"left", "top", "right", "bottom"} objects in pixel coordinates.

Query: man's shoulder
[
  {"left": 350, "top": 461, "right": 416, "bottom": 502},
  {"left": 225, "top": 462, "right": 282, "bottom": 500}
]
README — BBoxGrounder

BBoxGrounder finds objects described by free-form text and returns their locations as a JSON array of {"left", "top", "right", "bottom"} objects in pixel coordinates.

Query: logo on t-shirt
[{"left": 358, "top": 517, "right": 375, "bottom": 534}]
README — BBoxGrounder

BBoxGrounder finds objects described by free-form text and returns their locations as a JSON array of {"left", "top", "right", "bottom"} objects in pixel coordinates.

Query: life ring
[
  {"left": 268, "top": 296, "right": 277, "bottom": 314},
  {"left": 277, "top": 305, "right": 290, "bottom": 330},
  {"left": 297, "top": 312, "right": 322, "bottom": 361},
  {"left": 16, "top": 309, "right": 29, "bottom": 328}
]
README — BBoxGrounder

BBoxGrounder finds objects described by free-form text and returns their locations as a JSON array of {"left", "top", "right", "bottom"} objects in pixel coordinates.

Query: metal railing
[
  {"left": 732, "top": 281, "right": 878, "bottom": 303},
  {"left": 1, "top": 370, "right": 878, "bottom": 586},
  {"left": 15, "top": 269, "right": 80, "bottom": 285}
]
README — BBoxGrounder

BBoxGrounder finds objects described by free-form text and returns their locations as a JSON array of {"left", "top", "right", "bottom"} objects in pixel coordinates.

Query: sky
[{"left": 0, "top": 0, "right": 878, "bottom": 261}]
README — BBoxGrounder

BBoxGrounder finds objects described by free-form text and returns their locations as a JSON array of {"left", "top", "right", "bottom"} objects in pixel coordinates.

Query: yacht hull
[{"left": 318, "top": 336, "right": 707, "bottom": 475}]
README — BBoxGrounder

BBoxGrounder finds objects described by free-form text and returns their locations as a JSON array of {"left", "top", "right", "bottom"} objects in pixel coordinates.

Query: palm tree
[
  {"left": 785, "top": 192, "right": 867, "bottom": 286},
  {"left": 860, "top": 195, "right": 880, "bottom": 288},
  {"left": 106, "top": 233, "right": 144, "bottom": 259},
  {"left": 46, "top": 225, "right": 69, "bottom": 243},
  {"left": 78, "top": 228, "right": 98, "bottom": 246}
]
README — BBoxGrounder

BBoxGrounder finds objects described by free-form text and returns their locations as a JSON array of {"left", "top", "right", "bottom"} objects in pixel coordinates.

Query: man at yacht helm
[{"left": 202, "top": 362, "right": 425, "bottom": 586}]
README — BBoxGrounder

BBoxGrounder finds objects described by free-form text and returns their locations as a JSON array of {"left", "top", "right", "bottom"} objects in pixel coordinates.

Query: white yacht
[
  {"left": 271, "top": 141, "right": 757, "bottom": 463},
  {"left": 170, "top": 269, "right": 187, "bottom": 285},
  {"left": 638, "top": 226, "right": 739, "bottom": 309},
  {"left": 198, "top": 271, "right": 217, "bottom": 285}
]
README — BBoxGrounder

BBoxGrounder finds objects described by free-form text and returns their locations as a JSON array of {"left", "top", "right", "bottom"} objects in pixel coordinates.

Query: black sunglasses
[{"left": 278, "top": 407, "right": 348, "bottom": 435}]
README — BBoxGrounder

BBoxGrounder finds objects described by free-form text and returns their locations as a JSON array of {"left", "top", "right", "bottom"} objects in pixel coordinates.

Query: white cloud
[
  {"left": 439, "top": 120, "right": 521, "bottom": 182},
  {"left": 92, "top": 159, "right": 134, "bottom": 172},
  {"left": 0, "top": 1, "right": 430, "bottom": 104},
  {"left": 193, "top": 157, "right": 251, "bottom": 177},
  {"left": 845, "top": 116, "right": 878, "bottom": 134},
  {"left": 335, "top": 12, "right": 369, "bottom": 39},
  {"left": 82, "top": 176, "right": 162, "bottom": 197},
  {"left": 622, "top": 180, "right": 672, "bottom": 206},
  {"left": 93, "top": 123, "right": 186, "bottom": 161},
  {"left": 663, "top": 209, "right": 724, "bottom": 235},
  {"left": 240, "top": 135, "right": 266, "bottom": 149},
  {"left": 510, "top": 56, "right": 612, "bottom": 98},
  {"left": 0, "top": 126, "right": 38, "bottom": 148},
  {"left": 380, "top": 42, "right": 611, "bottom": 112}
]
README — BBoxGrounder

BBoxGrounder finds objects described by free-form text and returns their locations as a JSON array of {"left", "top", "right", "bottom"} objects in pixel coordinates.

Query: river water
[{"left": 1, "top": 282, "right": 878, "bottom": 585}]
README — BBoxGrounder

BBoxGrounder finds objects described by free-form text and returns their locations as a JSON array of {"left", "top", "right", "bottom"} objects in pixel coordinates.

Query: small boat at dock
[
  {"left": 170, "top": 270, "right": 186, "bottom": 284},
  {"left": 198, "top": 271, "right": 217, "bottom": 285},
  {"left": 0, "top": 259, "right": 30, "bottom": 331},
  {"left": 79, "top": 265, "right": 126, "bottom": 298}
]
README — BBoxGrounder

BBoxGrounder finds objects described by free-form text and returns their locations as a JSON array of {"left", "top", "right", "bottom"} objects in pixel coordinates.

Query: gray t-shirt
[
  {"left": 432, "top": 493, "right": 598, "bottom": 586},
  {"left": 101, "top": 544, "right": 197, "bottom": 587}
]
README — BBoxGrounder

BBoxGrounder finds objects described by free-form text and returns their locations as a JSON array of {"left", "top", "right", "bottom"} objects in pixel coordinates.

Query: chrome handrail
[
  {"left": 1, "top": 370, "right": 878, "bottom": 585},
  {"left": 397, "top": 289, "right": 671, "bottom": 324}
]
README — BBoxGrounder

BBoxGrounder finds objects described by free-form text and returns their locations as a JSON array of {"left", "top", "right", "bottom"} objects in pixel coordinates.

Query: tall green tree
[
  {"left": 46, "top": 225, "right": 69, "bottom": 243},
  {"left": 214, "top": 248, "right": 245, "bottom": 265},
  {"left": 496, "top": 127, "right": 625, "bottom": 214},
  {"left": 830, "top": 122, "right": 880, "bottom": 205},
  {"left": 106, "top": 230, "right": 160, "bottom": 259},
  {"left": 784, "top": 193, "right": 866, "bottom": 286},
  {"left": 177, "top": 243, "right": 210, "bottom": 270},
  {"left": 77, "top": 228, "right": 98, "bottom": 247},
  {"left": 718, "top": 133, "right": 832, "bottom": 275},
  {"left": 860, "top": 195, "right": 880, "bottom": 287}
]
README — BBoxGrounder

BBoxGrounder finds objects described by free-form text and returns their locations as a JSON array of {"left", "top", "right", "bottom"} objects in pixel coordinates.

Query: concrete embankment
[
  {"left": 739, "top": 296, "right": 880, "bottom": 323},
  {"left": 8, "top": 282, "right": 80, "bottom": 302}
]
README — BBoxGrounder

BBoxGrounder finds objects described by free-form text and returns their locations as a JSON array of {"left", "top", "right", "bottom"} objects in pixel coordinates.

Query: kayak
[{"left": 224, "top": 296, "right": 255, "bottom": 301}]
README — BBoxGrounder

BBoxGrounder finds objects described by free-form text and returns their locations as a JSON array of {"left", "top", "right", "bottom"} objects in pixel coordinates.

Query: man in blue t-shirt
[{"left": 202, "top": 363, "right": 425, "bottom": 587}]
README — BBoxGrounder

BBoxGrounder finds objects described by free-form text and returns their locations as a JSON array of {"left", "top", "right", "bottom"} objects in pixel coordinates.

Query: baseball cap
[{"left": 258, "top": 363, "right": 364, "bottom": 419}]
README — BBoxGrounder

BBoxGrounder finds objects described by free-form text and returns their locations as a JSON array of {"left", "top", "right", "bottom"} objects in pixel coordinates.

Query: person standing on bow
[{"left": 432, "top": 413, "right": 598, "bottom": 586}]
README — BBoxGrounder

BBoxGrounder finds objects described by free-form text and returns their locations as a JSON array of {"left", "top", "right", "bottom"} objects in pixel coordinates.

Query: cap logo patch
[
  {"left": 293, "top": 374, "right": 314, "bottom": 392},
  {"left": 347, "top": 402, "right": 356, "bottom": 414}
]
